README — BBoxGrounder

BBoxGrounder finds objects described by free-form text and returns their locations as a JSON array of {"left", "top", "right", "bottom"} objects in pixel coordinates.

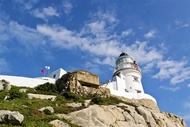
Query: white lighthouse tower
[
  {"left": 102, "top": 52, "right": 156, "bottom": 103},
  {"left": 113, "top": 52, "right": 144, "bottom": 93}
]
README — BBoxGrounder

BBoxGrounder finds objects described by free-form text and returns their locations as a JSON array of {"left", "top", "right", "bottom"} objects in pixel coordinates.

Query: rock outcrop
[
  {"left": 27, "top": 93, "right": 56, "bottom": 101},
  {"left": 49, "top": 119, "right": 70, "bottom": 127},
  {"left": 0, "top": 110, "right": 24, "bottom": 125},
  {"left": 39, "top": 106, "right": 54, "bottom": 114},
  {"left": 57, "top": 99, "right": 186, "bottom": 127},
  {"left": 0, "top": 80, "right": 11, "bottom": 90}
]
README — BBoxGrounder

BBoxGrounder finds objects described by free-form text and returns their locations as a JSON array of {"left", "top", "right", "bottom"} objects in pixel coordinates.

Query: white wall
[
  {"left": 116, "top": 74, "right": 126, "bottom": 91},
  {"left": 122, "top": 69, "right": 144, "bottom": 93},
  {"left": 47, "top": 68, "right": 67, "bottom": 79},
  {"left": 0, "top": 75, "right": 56, "bottom": 88},
  {"left": 109, "top": 89, "right": 157, "bottom": 103}
]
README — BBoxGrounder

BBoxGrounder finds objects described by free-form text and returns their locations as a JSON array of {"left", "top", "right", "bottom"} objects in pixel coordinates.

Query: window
[
  {"left": 133, "top": 76, "right": 139, "bottom": 82},
  {"left": 53, "top": 74, "right": 56, "bottom": 78}
]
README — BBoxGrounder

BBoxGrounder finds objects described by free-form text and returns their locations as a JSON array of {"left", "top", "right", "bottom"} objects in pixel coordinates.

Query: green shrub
[
  {"left": 62, "top": 92, "right": 83, "bottom": 102},
  {"left": 9, "top": 89, "right": 26, "bottom": 100},
  {"left": 0, "top": 90, "right": 9, "bottom": 100},
  {"left": 91, "top": 96, "right": 123, "bottom": 105},
  {"left": 43, "top": 109, "right": 52, "bottom": 115},
  {"left": 35, "top": 82, "right": 57, "bottom": 93},
  {"left": 91, "top": 96, "right": 105, "bottom": 105}
]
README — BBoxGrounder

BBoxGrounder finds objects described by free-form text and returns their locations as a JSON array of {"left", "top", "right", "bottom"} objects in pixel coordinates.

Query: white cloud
[
  {"left": 121, "top": 29, "right": 133, "bottom": 36},
  {"left": 159, "top": 85, "right": 180, "bottom": 92},
  {"left": 14, "top": 0, "right": 39, "bottom": 10},
  {"left": 84, "top": 62, "right": 102, "bottom": 75},
  {"left": 94, "top": 57, "right": 116, "bottom": 66},
  {"left": 144, "top": 30, "right": 156, "bottom": 38},
  {"left": 94, "top": 10, "right": 117, "bottom": 24},
  {"left": 63, "top": 0, "right": 73, "bottom": 14},
  {"left": 153, "top": 59, "right": 190, "bottom": 84},
  {"left": 8, "top": 21, "right": 46, "bottom": 47},
  {"left": 188, "top": 84, "right": 190, "bottom": 87},
  {"left": 32, "top": 6, "right": 59, "bottom": 19},
  {"left": 1, "top": 9, "right": 190, "bottom": 86}
]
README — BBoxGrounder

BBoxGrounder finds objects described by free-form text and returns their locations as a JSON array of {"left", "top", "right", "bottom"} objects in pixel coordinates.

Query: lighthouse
[
  {"left": 113, "top": 52, "right": 144, "bottom": 93},
  {"left": 102, "top": 52, "right": 156, "bottom": 103}
]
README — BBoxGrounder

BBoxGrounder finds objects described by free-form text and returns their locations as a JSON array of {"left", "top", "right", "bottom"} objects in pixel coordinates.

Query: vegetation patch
[{"left": 0, "top": 82, "right": 123, "bottom": 127}]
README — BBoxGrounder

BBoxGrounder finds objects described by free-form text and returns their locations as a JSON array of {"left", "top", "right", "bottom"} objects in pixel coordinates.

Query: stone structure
[
  {"left": 57, "top": 99, "right": 186, "bottom": 127},
  {"left": 73, "top": 70, "right": 99, "bottom": 88},
  {"left": 56, "top": 70, "right": 110, "bottom": 97}
]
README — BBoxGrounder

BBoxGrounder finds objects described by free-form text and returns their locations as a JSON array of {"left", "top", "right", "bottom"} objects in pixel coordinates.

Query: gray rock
[
  {"left": 0, "top": 80, "right": 11, "bottom": 90},
  {"left": 57, "top": 99, "right": 187, "bottom": 127},
  {"left": 49, "top": 119, "right": 70, "bottom": 127},
  {"left": 19, "top": 88, "right": 27, "bottom": 93},
  {"left": 66, "top": 102, "right": 83, "bottom": 108},
  {"left": 27, "top": 93, "right": 56, "bottom": 101},
  {"left": 0, "top": 110, "right": 24, "bottom": 125},
  {"left": 39, "top": 106, "right": 54, "bottom": 114}
]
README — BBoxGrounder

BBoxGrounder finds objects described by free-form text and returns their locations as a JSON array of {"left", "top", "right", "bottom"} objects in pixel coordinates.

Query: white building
[
  {"left": 0, "top": 68, "right": 67, "bottom": 88},
  {"left": 47, "top": 68, "right": 67, "bottom": 79},
  {"left": 101, "top": 52, "right": 156, "bottom": 103}
]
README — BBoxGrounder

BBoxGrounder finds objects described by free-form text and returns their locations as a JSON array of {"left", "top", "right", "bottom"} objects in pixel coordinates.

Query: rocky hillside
[
  {"left": 0, "top": 80, "right": 187, "bottom": 127},
  {"left": 57, "top": 98, "right": 186, "bottom": 127}
]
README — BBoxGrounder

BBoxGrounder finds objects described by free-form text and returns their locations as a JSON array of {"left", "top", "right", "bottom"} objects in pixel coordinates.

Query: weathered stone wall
[
  {"left": 74, "top": 70, "right": 99, "bottom": 87},
  {"left": 56, "top": 71, "right": 110, "bottom": 98}
]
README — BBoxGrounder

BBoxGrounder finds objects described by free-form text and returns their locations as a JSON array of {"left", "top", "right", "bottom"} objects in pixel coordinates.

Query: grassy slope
[{"left": 0, "top": 85, "right": 122, "bottom": 127}]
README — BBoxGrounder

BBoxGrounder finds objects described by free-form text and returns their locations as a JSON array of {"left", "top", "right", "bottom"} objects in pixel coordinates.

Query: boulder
[
  {"left": 19, "top": 88, "right": 27, "bottom": 93},
  {"left": 0, "top": 80, "right": 11, "bottom": 90},
  {"left": 27, "top": 93, "right": 56, "bottom": 101},
  {"left": 39, "top": 106, "right": 54, "bottom": 114},
  {"left": 66, "top": 102, "right": 83, "bottom": 108},
  {"left": 0, "top": 110, "right": 24, "bottom": 125},
  {"left": 49, "top": 119, "right": 70, "bottom": 127}
]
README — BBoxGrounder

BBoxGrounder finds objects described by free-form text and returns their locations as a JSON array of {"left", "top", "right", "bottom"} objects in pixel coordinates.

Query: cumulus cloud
[
  {"left": 63, "top": 0, "right": 73, "bottom": 14},
  {"left": 144, "top": 30, "right": 156, "bottom": 38},
  {"left": 1, "top": 9, "right": 190, "bottom": 86},
  {"left": 14, "top": 0, "right": 39, "bottom": 10},
  {"left": 159, "top": 85, "right": 180, "bottom": 92},
  {"left": 153, "top": 60, "right": 190, "bottom": 84},
  {"left": 32, "top": 6, "right": 59, "bottom": 19},
  {"left": 121, "top": 29, "right": 133, "bottom": 36}
]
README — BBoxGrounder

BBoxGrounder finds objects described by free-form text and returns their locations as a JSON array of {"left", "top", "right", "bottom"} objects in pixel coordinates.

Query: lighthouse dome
[
  {"left": 115, "top": 52, "right": 139, "bottom": 71},
  {"left": 116, "top": 52, "right": 134, "bottom": 65}
]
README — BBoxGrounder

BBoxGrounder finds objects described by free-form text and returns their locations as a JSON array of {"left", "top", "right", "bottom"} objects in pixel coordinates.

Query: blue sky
[{"left": 0, "top": 0, "right": 190, "bottom": 125}]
